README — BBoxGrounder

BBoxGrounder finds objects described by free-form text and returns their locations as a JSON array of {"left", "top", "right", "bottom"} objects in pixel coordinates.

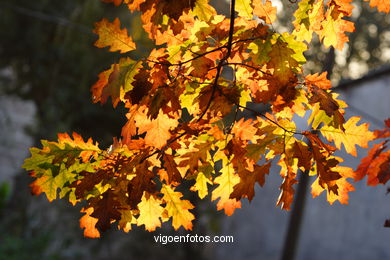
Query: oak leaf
[
  {"left": 232, "top": 118, "right": 258, "bottom": 142},
  {"left": 293, "top": 0, "right": 324, "bottom": 43},
  {"left": 137, "top": 192, "right": 164, "bottom": 231},
  {"left": 305, "top": 72, "right": 331, "bottom": 90},
  {"left": 211, "top": 161, "right": 242, "bottom": 215},
  {"left": 319, "top": 4, "right": 354, "bottom": 50},
  {"left": 134, "top": 109, "right": 179, "bottom": 149},
  {"left": 320, "top": 116, "right": 375, "bottom": 156},
  {"left": 191, "top": 170, "right": 213, "bottom": 199},
  {"left": 355, "top": 119, "right": 390, "bottom": 185},
  {"left": 311, "top": 165, "right": 355, "bottom": 205},
  {"left": 90, "top": 190, "right": 122, "bottom": 232},
  {"left": 308, "top": 86, "right": 345, "bottom": 129},
  {"left": 276, "top": 156, "right": 298, "bottom": 210},
  {"left": 161, "top": 185, "right": 195, "bottom": 230},
  {"left": 230, "top": 163, "right": 270, "bottom": 201},
  {"left": 292, "top": 141, "right": 312, "bottom": 171},
  {"left": 94, "top": 18, "right": 136, "bottom": 53},
  {"left": 364, "top": 0, "right": 390, "bottom": 13},
  {"left": 118, "top": 209, "right": 135, "bottom": 232},
  {"left": 253, "top": 0, "right": 276, "bottom": 24},
  {"left": 80, "top": 207, "right": 101, "bottom": 238},
  {"left": 91, "top": 58, "right": 141, "bottom": 107},
  {"left": 236, "top": 0, "right": 253, "bottom": 18}
]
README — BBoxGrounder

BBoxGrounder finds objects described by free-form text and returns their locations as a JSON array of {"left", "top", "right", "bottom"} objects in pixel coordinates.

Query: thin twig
[
  {"left": 225, "top": 62, "right": 273, "bottom": 76},
  {"left": 197, "top": 0, "right": 236, "bottom": 121},
  {"left": 236, "top": 103, "right": 303, "bottom": 135}
]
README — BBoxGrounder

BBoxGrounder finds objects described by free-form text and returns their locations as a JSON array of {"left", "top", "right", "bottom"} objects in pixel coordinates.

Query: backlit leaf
[
  {"left": 161, "top": 185, "right": 195, "bottom": 230},
  {"left": 137, "top": 192, "right": 164, "bottom": 231},
  {"left": 364, "top": 0, "right": 390, "bottom": 13},
  {"left": 320, "top": 117, "right": 375, "bottom": 156},
  {"left": 94, "top": 18, "right": 136, "bottom": 53}
]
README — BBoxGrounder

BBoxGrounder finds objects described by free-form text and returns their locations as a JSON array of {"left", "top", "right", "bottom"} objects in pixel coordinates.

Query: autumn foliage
[{"left": 23, "top": 0, "right": 390, "bottom": 238}]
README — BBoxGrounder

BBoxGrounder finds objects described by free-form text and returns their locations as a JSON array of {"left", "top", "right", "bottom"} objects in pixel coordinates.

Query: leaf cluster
[{"left": 23, "top": 0, "right": 389, "bottom": 237}]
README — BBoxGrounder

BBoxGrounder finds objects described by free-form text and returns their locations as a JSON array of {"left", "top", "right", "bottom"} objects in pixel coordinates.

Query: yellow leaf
[
  {"left": 268, "top": 35, "right": 301, "bottom": 85},
  {"left": 192, "top": 0, "right": 217, "bottom": 21},
  {"left": 137, "top": 192, "right": 164, "bottom": 232},
  {"left": 191, "top": 171, "right": 212, "bottom": 199},
  {"left": 320, "top": 117, "right": 375, "bottom": 156},
  {"left": 162, "top": 185, "right": 195, "bottom": 230},
  {"left": 211, "top": 160, "right": 241, "bottom": 216},
  {"left": 236, "top": 0, "right": 253, "bottom": 18},
  {"left": 293, "top": 0, "right": 324, "bottom": 43},
  {"left": 319, "top": 5, "right": 354, "bottom": 50}
]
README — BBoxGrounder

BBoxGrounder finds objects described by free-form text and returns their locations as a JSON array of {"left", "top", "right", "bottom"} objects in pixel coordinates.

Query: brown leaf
[
  {"left": 230, "top": 163, "right": 271, "bottom": 201},
  {"left": 127, "top": 162, "right": 156, "bottom": 208},
  {"left": 190, "top": 57, "right": 215, "bottom": 78},
  {"left": 162, "top": 154, "right": 183, "bottom": 184},
  {"left": 71, "top": 170, "right": 108, "bottom": 199},
  {"left": 292, "top": 141, "right": 312, "bottom": 171},
  {"left": 90, "top": 190, "right": 121, "bottom": 232},
  {"left": 309, "top": 86, "right": 345, "bottom": 128}
]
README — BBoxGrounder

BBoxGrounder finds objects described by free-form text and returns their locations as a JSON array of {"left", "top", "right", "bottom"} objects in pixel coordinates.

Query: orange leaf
[
  {"left": 162, "top": 154, "right": 183, "bottom": 184},
  {"left": 308, "top": 86, "right": 345, "bottom": 129},
  {"left": 232, "top": 118, "right": 258, "bottom": 142},
  {"left": 311, "top": 166, "right": 355, "bottom": 205},
  {"left": 276, "top": 157, "right": 298, "bottom": 210},
  {"left": 190, "top": 56, "right": 215, "bottom": 78},
  {"left": 364, "top": 0, "right": 390, "bottom": 13},
  {"left": 135, "top": 110, "right": 178, "bottom": 149},
  {"left": 80, "top": 207, "right": 101, "bottom": 238},
  {"left": 94, "top": 18, "right": 136, "bottom": 53},
  {"left": 305, "top": 72, "right": 331, "bottom": 90},
  {"left": 253, "top": 0, "right": 277, "bottom": 24},
  {"left": 356, "top": 141, "right": 390, "bottom": 185}
]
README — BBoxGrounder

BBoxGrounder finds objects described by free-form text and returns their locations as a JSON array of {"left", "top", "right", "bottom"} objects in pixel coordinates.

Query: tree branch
[{"left": 197, "top": 0, "right": 236, "bottom": 121}]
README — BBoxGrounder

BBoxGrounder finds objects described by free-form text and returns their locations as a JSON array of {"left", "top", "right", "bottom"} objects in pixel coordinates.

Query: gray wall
[
  {"left": 214, "top": 72, "right": 390, "bottom": 260},
  {"left": 0, "top": 95, "right": 36, "bottom": 189}
]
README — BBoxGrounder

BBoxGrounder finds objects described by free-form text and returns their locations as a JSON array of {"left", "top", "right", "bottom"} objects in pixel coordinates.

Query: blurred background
[{"left": 0, "top": 0, "right": 389, "bottom": 259}]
